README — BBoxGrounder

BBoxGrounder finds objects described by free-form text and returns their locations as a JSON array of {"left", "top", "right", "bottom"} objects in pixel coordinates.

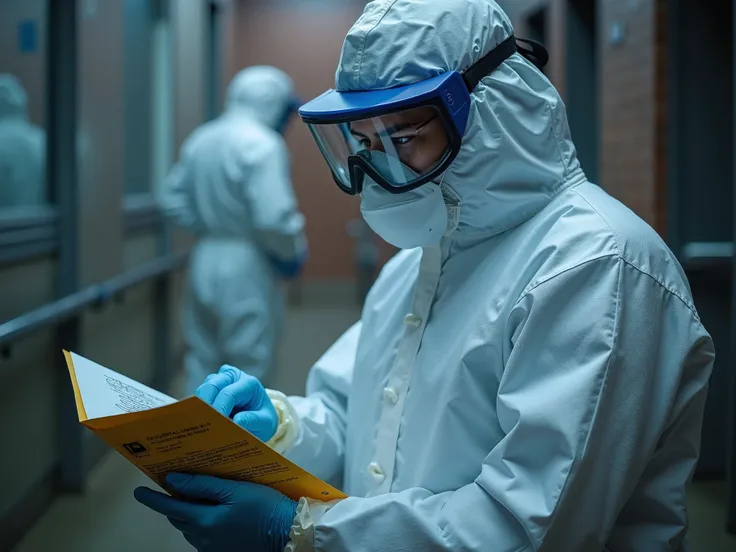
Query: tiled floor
[{"left": 12, "top": 304, "right": 736, "bottom": 551}]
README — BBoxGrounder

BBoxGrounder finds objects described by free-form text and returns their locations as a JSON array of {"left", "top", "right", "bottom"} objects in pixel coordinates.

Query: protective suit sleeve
[
  {"left": 246, "top": 137, "right": 307, "bottom": 264},
  {"left": 298, "top": 255, "right": 713, "bottom": 552},
  {"left": 281, "top": 321, "right": 361, "bottom": 487},
  {"left": 157, "top": 138, "right": 202, "bottom": 234}
]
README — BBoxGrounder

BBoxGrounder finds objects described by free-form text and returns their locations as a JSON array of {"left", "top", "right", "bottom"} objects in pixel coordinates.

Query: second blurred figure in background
[
  {"left": 0, "top": 74, "right": 46, "bottom": 208},
  {"left": 158, "top": 66, "right": 308, "bottom": 394}
]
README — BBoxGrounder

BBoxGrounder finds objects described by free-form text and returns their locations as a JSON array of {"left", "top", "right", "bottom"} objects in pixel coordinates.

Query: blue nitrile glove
[
  {"left": 134, "top": 473, "right": 298, "bottom": 552},
  {"left": 195, "top": 365, "right": 278, "bottom": 442},
  {"left": 267, "top": 253, "right": 307, "bottom": 280}
]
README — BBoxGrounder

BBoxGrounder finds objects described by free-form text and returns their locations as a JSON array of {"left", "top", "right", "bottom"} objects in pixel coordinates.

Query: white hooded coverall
[
  {"left": 0, "top": 74, "right": 45, "bottom": 207},
  {"left": 159, "top": 67, "right": 307, "bottom": 392},
  {"left": 268, "top": 1, "right": 716, "bottom": 551}
]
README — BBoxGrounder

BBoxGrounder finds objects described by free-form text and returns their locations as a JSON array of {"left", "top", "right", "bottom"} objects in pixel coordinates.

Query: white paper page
[{"left": 71, "top": 352, "right": 176, "bottom": 419}]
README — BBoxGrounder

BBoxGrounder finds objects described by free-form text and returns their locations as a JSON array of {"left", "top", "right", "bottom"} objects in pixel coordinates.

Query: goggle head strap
[{"left": 462, "top": 35, "right": 549, "bottom": 92}]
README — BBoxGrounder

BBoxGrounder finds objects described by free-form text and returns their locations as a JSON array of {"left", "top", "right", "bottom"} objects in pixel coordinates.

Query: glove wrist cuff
[
  {"left": 269, "top": 496, "right": 299, "bottom": 552},
  {"left": 266, "top": 389, "right": 300, "bottom": 453},
  {"left": 285, "top": 497, "right": 341, "bottom": 552}
]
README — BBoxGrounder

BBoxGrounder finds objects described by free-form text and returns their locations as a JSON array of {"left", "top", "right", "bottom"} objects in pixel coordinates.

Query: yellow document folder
[{"left": 64, "top": 350, "right": 346, "bottom": 502}]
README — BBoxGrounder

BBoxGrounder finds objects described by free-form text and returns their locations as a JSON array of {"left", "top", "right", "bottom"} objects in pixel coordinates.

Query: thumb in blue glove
[
  {"left": 134, "top": 473, "right": 298, "bottom": 552},
  {"left": 195, "top": 365, "right": 278, "bottom": 442}
]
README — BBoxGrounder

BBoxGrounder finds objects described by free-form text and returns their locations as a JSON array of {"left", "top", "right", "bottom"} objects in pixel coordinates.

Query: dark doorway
[
  {"left": 669, "top": 0, "right": 734, "bottom": 483},
  {"left": 566, "top": 0, "right": 599, "bottom": 184},
  {"left": 527, "top": 7, "right": 548, "bottom": 74},
  {"left": 730, "top": 0, "right": 736, "bottom": 534}
]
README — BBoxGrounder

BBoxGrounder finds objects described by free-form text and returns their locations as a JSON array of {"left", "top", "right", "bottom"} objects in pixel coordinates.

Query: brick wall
[
  {"left": 500, "top": 0, "right": 668, "bottom": 234},
  {"left": 227, "top": 0, "right": 401, "bottom": 281},
  {"left": 501, "top": 0, "right": 568, "bottom": 94},
  {"left": 599, "top": 0, "right": 667, "bottom": 233}
]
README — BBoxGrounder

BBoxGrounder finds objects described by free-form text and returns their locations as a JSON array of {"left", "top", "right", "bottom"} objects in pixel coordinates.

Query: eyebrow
[
  {"left": 349, "top": 129, "right": 369, "bottom": 140},
  {"left": 350, "top": 122, "right": 414, "bottom": 141}
]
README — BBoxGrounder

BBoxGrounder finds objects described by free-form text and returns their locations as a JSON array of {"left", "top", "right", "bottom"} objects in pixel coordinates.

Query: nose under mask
[{"left": 359, "top": 152, "right": 459, "bottom": 250}]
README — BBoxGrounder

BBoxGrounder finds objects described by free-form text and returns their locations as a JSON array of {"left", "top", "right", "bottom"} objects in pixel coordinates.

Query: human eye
[
  {"left": 350, "top": 134, "right": 371, "bottom": 149},
  {"left": 391, "top": 134, "right": 416, "bottom": 147}
]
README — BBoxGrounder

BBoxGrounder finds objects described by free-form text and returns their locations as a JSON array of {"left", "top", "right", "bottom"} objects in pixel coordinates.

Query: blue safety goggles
[{"left": 299, "top": 36, "right": 548, "bottom": 195}]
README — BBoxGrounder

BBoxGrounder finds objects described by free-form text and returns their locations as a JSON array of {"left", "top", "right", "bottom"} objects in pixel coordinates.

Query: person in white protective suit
[
  {"left": 0, "top": 74, "right": 45, "bottom": 207},
  {"left": 158, "top": 66, "right": 308, "bottom": 393},
  {"left": 135, "top": 2, "right": 716, "bottom": 551}
]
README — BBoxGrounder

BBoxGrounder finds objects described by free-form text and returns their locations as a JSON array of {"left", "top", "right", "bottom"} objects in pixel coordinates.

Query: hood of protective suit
[
  {"left": 225, "top": 66, "right": 295, "bottom": 130},
  {"left": 337, "top": 0, "right": 585, "bottom": 237},
  {"left": 0, "top": 74, "right": 29, "bottom": 120}
]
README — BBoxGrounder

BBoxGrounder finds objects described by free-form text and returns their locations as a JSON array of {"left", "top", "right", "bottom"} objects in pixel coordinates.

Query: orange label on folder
[{"left": 64, "top": 351, "right": 346, "bottom": 502}]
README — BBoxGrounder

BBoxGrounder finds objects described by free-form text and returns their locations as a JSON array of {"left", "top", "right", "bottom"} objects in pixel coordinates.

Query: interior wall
[
  {"left": 0, "top": 260, "right": 56, "bottom": 532},
  {"left": 77, "top": 0, "right": 125, "bottom": 286},
  {"left": 88, "top": 236, "right": 157, "bottom": 386},
  {"left": 231, "top": 0, "right": 373, "bottom": 281},
  {"left": 599, "top": 0, "right": 665, "bottom": 230},
  {"left": 173, "top": 0, "right": 206, "bottom": 148},
  {"left": 76, "top": 0, "right": 132, "bottom": 394},
  {"left": 170, "top": 0, "right": 205, "bottom": 255}
]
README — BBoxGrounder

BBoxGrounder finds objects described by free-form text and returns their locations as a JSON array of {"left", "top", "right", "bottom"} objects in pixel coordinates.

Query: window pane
[
  {"left": 124, "top": 0, "right": 154, "bottom": 195},
  {"left": 0, "top": 1, "right": 48, "bottom": 210}
]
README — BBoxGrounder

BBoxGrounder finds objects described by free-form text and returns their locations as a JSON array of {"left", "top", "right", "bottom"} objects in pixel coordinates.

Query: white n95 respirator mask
[{"left": 359, "top": 152, "right": 459, "bottom": 250}]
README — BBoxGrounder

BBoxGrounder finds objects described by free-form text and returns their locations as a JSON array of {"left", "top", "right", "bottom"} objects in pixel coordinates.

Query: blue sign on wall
[{"left": 18, "top": 20, "right": 38, "bottom": 54}]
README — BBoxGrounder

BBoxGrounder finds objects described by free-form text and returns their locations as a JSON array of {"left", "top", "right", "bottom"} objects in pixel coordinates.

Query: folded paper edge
[{"left": 63, "top": 350, "right": 88, "bottom": 422}]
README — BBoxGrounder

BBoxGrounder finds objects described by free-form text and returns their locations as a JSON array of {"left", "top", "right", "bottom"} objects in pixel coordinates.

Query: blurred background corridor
[{"left": 0, "top": 0, "right": 734, "bottom": 550}]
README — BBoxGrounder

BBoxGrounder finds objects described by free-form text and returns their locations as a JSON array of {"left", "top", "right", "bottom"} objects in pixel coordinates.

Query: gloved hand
[
  {"left": 267, "top": 253, "right": 307, "bottom": 280},
  {"left": 267, "top": 251, "right": 309, "bottom": 280},
  {"left": 134, "top": 473, "right": 298, "bottom": 552},
  {"left": 196, "top": 365, "right": 278, "bottom": 442}
]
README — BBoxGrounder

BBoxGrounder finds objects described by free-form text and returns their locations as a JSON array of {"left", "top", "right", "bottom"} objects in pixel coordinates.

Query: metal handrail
[
  {"left": 0, "top": 251, "right": 188, "bottom": 348},
  {"left": 680, "top": 241, "right": 735, "bottom": 270}
]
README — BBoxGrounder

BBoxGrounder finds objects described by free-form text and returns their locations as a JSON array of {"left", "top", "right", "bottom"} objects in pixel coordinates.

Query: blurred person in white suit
[{"left": 158, "top": 66, "right": 307, "bottom": 394}]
